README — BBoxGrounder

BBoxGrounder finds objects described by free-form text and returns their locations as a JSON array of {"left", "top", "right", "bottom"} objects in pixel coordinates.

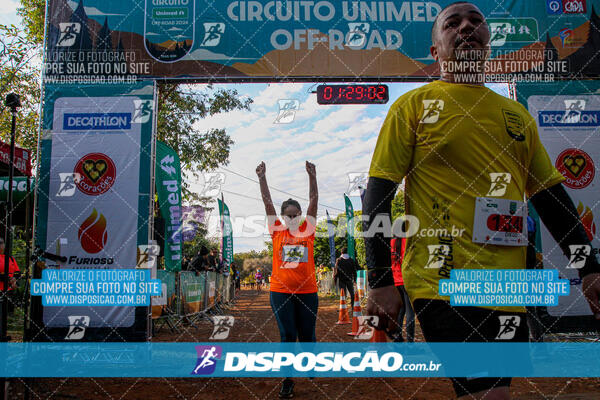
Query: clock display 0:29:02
[{"left": 316, "top": 84, "right": 389, "bottom": 104}]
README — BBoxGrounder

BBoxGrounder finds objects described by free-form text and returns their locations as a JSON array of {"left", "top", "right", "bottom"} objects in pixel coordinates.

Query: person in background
[
  {"left": 0, "top": 237, "right": 20, "bottom": 314},
  {"left": 390, "top": 236, "right": 414, "bottom": 343},
  {"left": 255, "top": 269, "right": 263, "bottom": 291},
  {"left": 334, "top": 247, "right": 358, "bottom": 304},
  {"left": 190, "top": 246, "right": 210, "bottom": 274}
]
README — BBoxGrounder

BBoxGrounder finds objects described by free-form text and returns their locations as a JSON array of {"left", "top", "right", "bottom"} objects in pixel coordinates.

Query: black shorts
[{"left": 413, "top": 299, "right": 529, "bottom": 397}]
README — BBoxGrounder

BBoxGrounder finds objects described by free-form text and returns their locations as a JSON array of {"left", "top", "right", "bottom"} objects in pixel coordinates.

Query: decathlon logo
[
  {"left": 201, "top": 23, "right": 225, "bottom": 46},
  {"left": 487, "top": 173, "right": 511, "bottom": 197},
  {"left": 63, "top": 113, "right": 131, "bottom": 131},
  {"left": 192, "top": 345, "right": 222, "bottom": 375},
  {"left": 347, "top": 172, "right": 368, "bottom": 197},
  {"left": 56, "top": 172, "right": 82, "bottom": 197},
  {"left": 132, "top": 100, "right": 153, "bottom": 123},
  {"left": 346, "top": 23, "right": 370, "bottom": 47},
  {"left": 57, "top": 22, "right": 81, "bottom": 47},
  {"left": 65, "top": 315, "right": 90, "bottom": 340},
  {"left": 496, "top": 315, "right": 521, "bottom": 340},
  {"left": 209, "top": 316, "right": 235, "bottom": 340},
  {"left": 539, "top": 100, "right": 600, "bottom": 127},
  {"left": 425, "top": 245, "right": 450, "bottom": 269},
  {"left": 420, "top": 100, "right": 444, "bottom": 124},
  {"left": 566, "top": 244, "right": 591, "bottom": 269},
  {"left": 274, "top": 99, "right": 299, "bottom": 124}
]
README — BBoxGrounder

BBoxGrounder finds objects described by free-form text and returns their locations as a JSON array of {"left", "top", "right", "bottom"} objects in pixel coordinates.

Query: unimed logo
[{"left": 63, "top": 113, "right": 132, "bottom": 130}]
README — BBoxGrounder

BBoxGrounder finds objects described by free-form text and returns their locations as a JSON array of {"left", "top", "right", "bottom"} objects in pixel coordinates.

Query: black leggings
[{"left": 270, "top": 291, "right": 318, "bottom": 342}]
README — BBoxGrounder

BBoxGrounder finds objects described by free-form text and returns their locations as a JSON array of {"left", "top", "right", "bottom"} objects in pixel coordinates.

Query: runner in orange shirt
[{"left": 256, "top": 160, "right": 318, "bottom": 399}]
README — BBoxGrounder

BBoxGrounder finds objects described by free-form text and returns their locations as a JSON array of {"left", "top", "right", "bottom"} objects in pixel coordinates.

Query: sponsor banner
[
  {"left": 44, "top": 0, "right": 600, "bottom": 81},
  {"left": 37, "top": 83, "right": 154, "bottom": 330},
  {"left": 179, "top": 271, "right": 205, "bottom": 314},
  {"left": 3, "top": 343, "right": 600, "bottom": 377},
  {"left": 0, "top": 177, "right": 34, "bottom": 204},
  {"left": 152, "top": 269, "right": 177, "bottom": 318},
  {"left": 155, "top": 141, "right": 182, "bottom": 271},
  {"left": 344, "top": 194, "right": 356, "bottom": 260},
  {"left": 218, "top": 198, "right": 233, "bottom": 272},
  {"left": 517, "top": 82, "right": 600, "bottom": 317}
]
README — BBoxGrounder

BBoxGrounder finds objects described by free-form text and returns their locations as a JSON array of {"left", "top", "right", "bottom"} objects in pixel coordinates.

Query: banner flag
[
  {"left": 326, "top": 210, "right": 336, "bottom": 268},
  {"left": 218, "top": 197, "right": 233, "bottom": 273},
  {"left": 155, "top": 141, "right": 182, "bottom": 272},
  {"left": 344, "top": 194, "right": 356, "bottom": 260}
]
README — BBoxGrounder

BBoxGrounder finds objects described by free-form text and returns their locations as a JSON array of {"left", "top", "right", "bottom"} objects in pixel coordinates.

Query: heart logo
[
  {"left": 563, "top": 155, "right": 586, "bottom": 177},
  {"left": 82, "top": 159, "right": 108, "bottom": 183}
]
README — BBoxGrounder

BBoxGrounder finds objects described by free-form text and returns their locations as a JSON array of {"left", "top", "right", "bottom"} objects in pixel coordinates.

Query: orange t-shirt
[{"left": 269, "top": 219, "right": 318, "bottom": 294}]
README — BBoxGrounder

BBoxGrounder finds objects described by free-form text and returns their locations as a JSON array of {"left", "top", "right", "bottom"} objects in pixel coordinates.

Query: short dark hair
[
  {"left": 341, "top": 247, "right": 348, "bottom": 254},
  {"left": 281, "top": 198, "right": 301, "bottom": 214},
  {"left": 431, "top": 1, "right": 472, "bottom": 44}
]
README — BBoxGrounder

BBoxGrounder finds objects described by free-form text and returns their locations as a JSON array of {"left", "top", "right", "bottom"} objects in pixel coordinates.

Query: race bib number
[
  {"left": 472, "top": 197, "right": 528, "bottom": 246},
  {"left": 282, "top": 245, "right": 308, "bottom": 265}
]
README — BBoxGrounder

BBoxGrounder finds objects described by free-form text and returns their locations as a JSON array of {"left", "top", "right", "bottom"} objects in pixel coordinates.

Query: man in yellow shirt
[{"left": 364, "top": 2, "right": 600, "bottom": 399}]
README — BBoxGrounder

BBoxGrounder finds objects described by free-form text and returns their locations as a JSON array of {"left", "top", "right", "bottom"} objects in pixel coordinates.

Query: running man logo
[
  {"left": 566, "top": 244, "right": 591, "bottom": 269},
  {"left": 201, "top": 23, "right": 225, "bottom": 46},
  {"left": 496, "top": 315, "right": 521, "bottom": 340},
  {"left": 489, "top": 22, "right": 514, "bottom": 46},
  {"left": 201, "top": 172, "right": 226, "bottom": 197},
  {"left": 355, "top": 316, "right": 379, "bottom": 340},
  {"left": 132, "top": 100, "right": 153, "bottom": 123},
  {"left": 347, "top": 172, "right": 369, "bottom": 197},
  {"left": 346, "top": 23, "right": 370, "bottom": 47},
  {"left": 420, "top": 100, "right": 444, "bottom": 124},
  {"left": 274, "top": 99, "right": 299, "bottom": 124},
  {"left": 192, "top": 345, "right": 222, "bottom": 375},
  {"left": 563, "top": 99, "right": 586, "bottom": 124},
  {"left": 65, "top": 315, "right": 90, "bottom": 340},
  {"left": 137, "top": 244, "right": 161, "bottom": 268},
  {"left": 486, "top": 173, "right": 511, "bottom": 197},
  {"left": 57, "top": 22, "right": 81, "bottom": 47},
  {"left": 209, "top": 316, "right": 235, "bottom": 340},
  {"left": 424, "top": 245, "right": 450, "bottom": 269},
  {"left": 56, "top": 172, "right": 82, "bottom": 197}
]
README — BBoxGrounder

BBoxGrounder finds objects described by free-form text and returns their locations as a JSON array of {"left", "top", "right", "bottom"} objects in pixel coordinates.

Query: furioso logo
[
  {"left": 78, "top": 209, "right": 108, "bottom": 254},
  {"left": 556, "top": 148, "right": 595, "bottom": 189},
  {"left": 577, "top": 202, "right": 596, "bottom": 242},
  {"left": 74, "top": 153, "right": 116, "bottom": 196}
]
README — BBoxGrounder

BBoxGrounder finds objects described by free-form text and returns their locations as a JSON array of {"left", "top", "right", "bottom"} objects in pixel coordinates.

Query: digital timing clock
[{"left": 316, "top": 84, "right": 389, "bottom": 105}]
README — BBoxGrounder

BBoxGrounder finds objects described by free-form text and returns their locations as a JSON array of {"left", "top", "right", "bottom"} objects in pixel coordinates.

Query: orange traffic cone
[
  {"left": 347, "top": 290, "right": 363, "bottom": 335},
  {"left": 370, "top": 328, "right": 388, "bottom": 342},
  {"left": 336, "top": 288, "right": 351, "bottom": 325}
]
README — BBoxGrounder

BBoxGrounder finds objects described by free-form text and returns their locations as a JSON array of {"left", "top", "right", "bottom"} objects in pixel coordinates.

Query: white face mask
[{"left": 283, "top": 215, "right": 301, "bottom": 230}]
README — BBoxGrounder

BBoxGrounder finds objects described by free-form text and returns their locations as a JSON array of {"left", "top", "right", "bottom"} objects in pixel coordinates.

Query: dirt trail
[{"left": 12, "top": 288, "right": 600, "bottom": 399}]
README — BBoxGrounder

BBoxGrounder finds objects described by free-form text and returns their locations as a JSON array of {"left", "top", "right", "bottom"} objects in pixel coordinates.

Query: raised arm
[
  {"left": 256, "top": 162, "right": 277, "bottom": 218},
  {"left": 306, "top": 161, "right": 318, "bottom": 222}
]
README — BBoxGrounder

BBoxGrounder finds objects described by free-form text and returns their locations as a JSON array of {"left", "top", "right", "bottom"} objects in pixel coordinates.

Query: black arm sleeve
[
  {"left": 530, "top": 183, "right": 600, "bottom": 278},
  {"left": 362, "top": 176, "right": 398, "bottom": 288}
]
